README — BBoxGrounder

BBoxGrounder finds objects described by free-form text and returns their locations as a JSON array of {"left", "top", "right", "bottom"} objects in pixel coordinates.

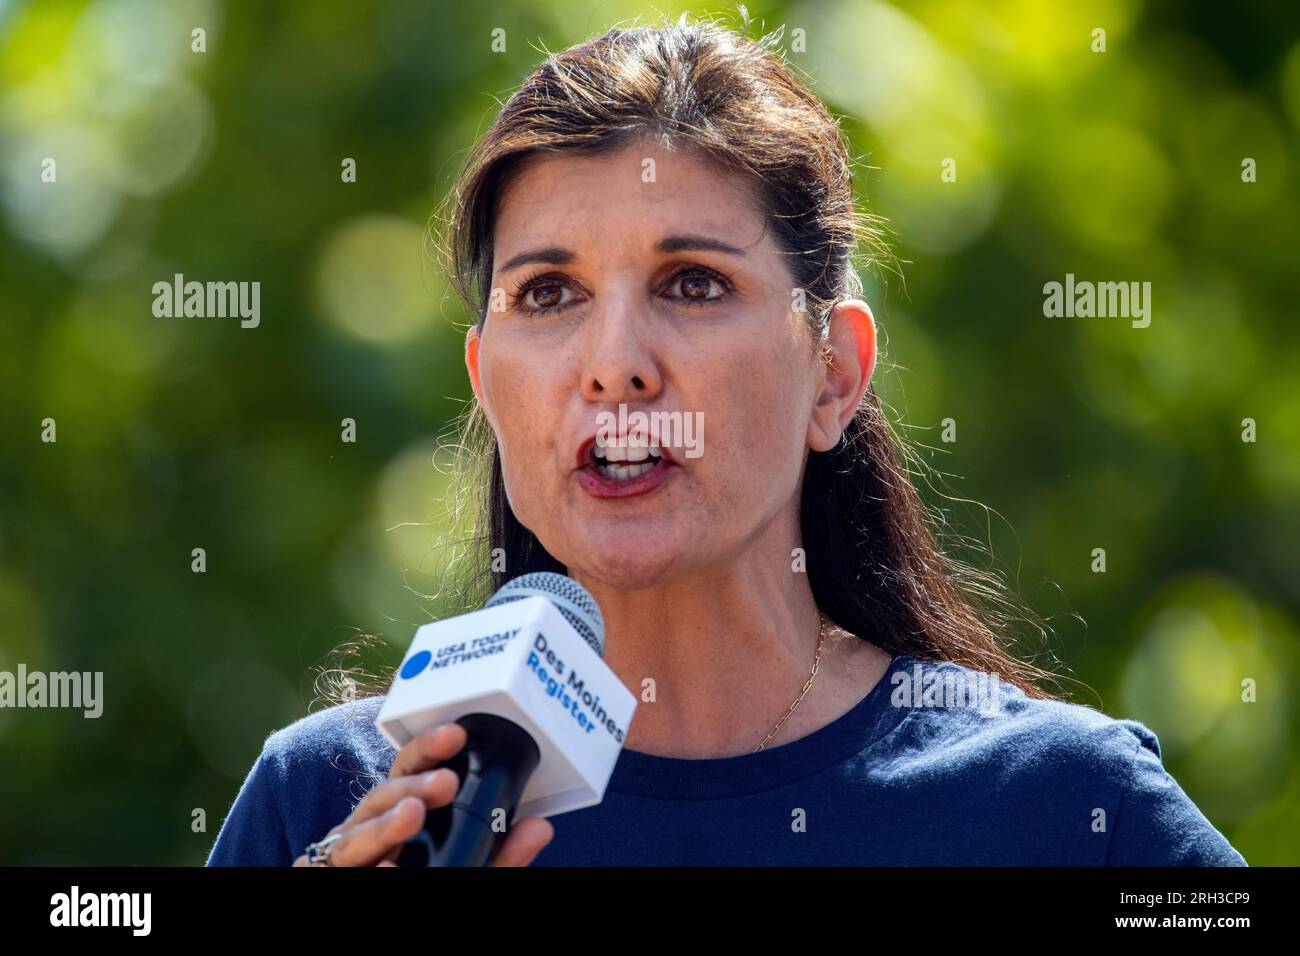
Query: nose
[{"left": 579, "top": 294, "right": 664, "bottom": 404}]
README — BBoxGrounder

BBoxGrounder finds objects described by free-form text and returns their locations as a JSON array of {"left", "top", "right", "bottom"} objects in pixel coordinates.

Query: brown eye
[
  {"left": 665, "top": 268, "right": 730, "bottom": 305},
  {"left": 527, "top": 284, "right": 564, "bottom": 309},
  {"left": 680, "top": 275, "right": 712, "bottom": 299}
]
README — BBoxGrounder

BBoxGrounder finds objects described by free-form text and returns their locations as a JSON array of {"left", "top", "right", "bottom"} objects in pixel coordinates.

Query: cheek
[
  {"left": 478, "top": 335, "right": 592, "bottom": 550},
  {"left": 479, "top": 346, "right": 552, "bottom": 508},
  {"left": 699, "top": 327, "right": 813, "bottom": 502}
]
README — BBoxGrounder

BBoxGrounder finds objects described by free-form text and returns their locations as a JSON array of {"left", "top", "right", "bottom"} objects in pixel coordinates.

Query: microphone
[{"left": 375, "top": 572, "right": 637, "bottom": 866}]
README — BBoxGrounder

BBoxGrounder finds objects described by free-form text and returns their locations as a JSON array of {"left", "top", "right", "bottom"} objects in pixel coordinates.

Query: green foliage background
[{"left": 0, "top": 0, "right": 1297, "bottom": 864}]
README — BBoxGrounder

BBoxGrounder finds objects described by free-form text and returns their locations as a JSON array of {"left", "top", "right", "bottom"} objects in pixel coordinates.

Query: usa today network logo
[{"left": 400, "top": 628, "right": 521, "bottom": 676}]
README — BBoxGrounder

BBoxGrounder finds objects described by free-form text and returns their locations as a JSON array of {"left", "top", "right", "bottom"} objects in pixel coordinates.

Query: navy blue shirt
[{"left": 206, "top": 653, "right": 1247, "bottom": 866}]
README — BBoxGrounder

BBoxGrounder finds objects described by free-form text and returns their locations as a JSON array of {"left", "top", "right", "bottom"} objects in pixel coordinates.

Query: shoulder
[
  {"left": 206, "top": 695, "right": 396, "bottom": 866},
  {"left": 885, "top": 655, "right": 1246, "bottom": 865},
  {"left": 261, "top": 694, "right": 395, "bottom": 782},
  {"left": 886, "top": 654, "right": 1139, "bottom": 768},
  {"left": 254, "top": 695, "right": 398, "bottom": 817}
]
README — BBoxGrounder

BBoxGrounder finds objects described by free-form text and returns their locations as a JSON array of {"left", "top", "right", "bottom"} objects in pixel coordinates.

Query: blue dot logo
[{"left": 400, "top": 650, "right": 432, "bottom": 679}]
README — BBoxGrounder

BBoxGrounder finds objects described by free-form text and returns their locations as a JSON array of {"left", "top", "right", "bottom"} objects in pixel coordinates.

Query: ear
[
  {"left": 807, "top": 298, "right": 877, "bottom": 452},
  {"left": 465, "top": 324, "right": 493, "bottom": 428},
  {"left": 465, "top": 324, "right": 483, "bottom": 398}
]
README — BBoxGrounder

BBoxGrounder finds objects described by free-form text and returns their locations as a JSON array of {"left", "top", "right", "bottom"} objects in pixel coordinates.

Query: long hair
[{"left": 321, "top": 13, "right": 1067, "bottom": 707}]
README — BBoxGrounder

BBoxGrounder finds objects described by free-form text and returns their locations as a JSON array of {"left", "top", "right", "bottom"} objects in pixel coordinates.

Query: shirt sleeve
[
  {"left": 205, "top": 744, "right": 296, "bottom": 867},
  {"left": 1104, "top": 720, "right": 1247, "bottom": 866}
]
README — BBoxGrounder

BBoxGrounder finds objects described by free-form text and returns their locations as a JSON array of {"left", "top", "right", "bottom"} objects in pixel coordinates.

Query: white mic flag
[{"left": 376, "top": 574, "right": 637, "bottom": 819}]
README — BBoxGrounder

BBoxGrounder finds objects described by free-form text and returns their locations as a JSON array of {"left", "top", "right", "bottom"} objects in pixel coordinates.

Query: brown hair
[{"left": 324, "top": 12, "right": 1067, "bottom": 706}]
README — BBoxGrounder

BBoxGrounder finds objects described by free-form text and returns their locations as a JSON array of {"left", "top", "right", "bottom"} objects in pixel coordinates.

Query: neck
[{"left": 570, "top": 513, "right": 878, "bottom": 759}]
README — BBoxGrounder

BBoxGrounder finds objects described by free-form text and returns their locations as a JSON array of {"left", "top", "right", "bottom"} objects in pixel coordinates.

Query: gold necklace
[{"left": 753, "top": 613, "right": 828, "bottom": 753}]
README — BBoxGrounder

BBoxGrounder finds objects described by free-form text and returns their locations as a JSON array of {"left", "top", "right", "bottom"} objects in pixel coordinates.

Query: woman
[{"left": 207, "top": 17, "right": 1246, "bottom": 867}]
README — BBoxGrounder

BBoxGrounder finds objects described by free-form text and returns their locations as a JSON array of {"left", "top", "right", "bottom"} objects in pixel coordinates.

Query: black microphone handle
[{"left": 396, "top": 713, "right": 542, "bottom": 867}]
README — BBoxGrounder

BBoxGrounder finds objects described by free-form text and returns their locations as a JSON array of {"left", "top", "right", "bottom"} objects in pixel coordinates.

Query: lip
[{"left": 574, "top": 434, "right": 678, "bottom": 500}]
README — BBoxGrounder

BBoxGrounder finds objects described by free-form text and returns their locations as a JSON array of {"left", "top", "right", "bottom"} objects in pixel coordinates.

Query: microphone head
[{"left": 485, "top": 572, "right": 605, "bottom": 657}]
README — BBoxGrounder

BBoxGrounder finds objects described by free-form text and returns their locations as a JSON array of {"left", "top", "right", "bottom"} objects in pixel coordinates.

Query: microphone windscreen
[{"left": 486, "top": 572, "right": 605, "bottom": 657}]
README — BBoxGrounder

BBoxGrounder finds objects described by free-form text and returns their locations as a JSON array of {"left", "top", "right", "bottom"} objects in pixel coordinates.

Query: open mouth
[
  {"left": 575, "top": 434, "right": 676, "bottom": 498},
  {"left": 591, "top": 443, "right": 663, "bottom": 481}
]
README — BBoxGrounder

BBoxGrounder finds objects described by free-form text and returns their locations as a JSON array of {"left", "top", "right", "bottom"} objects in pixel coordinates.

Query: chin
[{"left": 566, "top": 532, "right": 688, "bottom": 590}]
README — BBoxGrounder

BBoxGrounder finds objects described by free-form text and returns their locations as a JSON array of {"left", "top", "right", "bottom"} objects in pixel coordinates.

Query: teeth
[
  {"left": 594, "top": 441, "right": 662, "bottom": 464},
  {"left": 596, "top": 460, "right": 657, "bottom": 481}
]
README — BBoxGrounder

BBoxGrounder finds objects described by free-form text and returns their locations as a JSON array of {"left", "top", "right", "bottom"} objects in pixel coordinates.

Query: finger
[
  {"left": 389, "top": 723, "right": 469, "bottom": 778},
  {"left": 345, "top": 767, "right": 460, "bottom": 828},
  {"left": 490, "top": 816, "right": 555, "bottom": 868},
  {"left": 327, "top": 796, "right": 428, "bottom": 867}
]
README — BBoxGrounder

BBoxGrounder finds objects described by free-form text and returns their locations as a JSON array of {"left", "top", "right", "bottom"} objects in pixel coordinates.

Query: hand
[{"left": 292, "top": 722, "right": 554, "bottom": 867}]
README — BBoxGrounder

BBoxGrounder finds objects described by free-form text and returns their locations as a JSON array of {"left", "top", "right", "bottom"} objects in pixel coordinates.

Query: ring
[{"left": 304, "top": 832, "right": 343, "bottom": 867}]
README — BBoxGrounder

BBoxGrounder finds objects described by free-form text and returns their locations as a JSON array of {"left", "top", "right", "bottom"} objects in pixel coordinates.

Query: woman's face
[{"left": 466, "top": 139, "right": 873, "bottom": 589}]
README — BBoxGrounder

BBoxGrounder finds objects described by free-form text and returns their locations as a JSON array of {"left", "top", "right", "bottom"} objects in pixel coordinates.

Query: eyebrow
[
  {"left": 497, "top": 234, "right": 748, "bottom": 274},
  {"left": 655, "top": 234, "right": 748, "bottom": 257},
  {"left": 497, "top": 246, "right": 574, "bottom": 274}
]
